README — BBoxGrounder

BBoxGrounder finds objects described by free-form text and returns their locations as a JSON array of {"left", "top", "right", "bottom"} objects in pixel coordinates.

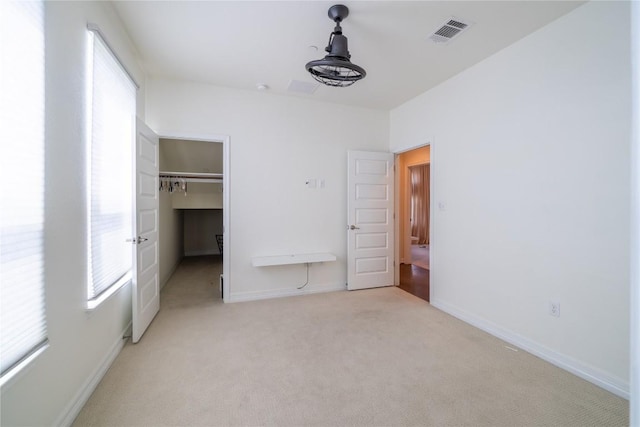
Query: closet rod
[{"left": 161, "top": 178, "right": 222, "bottom": 184}]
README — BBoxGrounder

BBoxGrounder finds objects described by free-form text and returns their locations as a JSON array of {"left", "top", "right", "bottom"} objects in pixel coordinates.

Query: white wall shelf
[{"left": 251, "top": 253, "right": 336, "bottom": 267}]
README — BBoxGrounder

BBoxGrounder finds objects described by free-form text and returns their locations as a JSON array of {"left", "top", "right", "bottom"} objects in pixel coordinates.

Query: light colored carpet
[
  {"left": 411, "top": 244, "right": 429, "bottom": 270},
  {"left": 73, "top": 256, "right": 628, "bottom": 426}
]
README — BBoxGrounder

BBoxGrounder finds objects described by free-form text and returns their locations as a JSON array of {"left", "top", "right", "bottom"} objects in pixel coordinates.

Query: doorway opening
[
  {"left": 157, "top": 132, "right": 230, "bottom": 303},
  {"left": 396, "top": 145, "right": 430, "bottom": 302}
]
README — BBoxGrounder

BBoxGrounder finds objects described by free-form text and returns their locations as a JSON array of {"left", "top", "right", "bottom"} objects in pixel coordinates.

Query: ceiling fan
[{"left": 305, "top": 4, "right": 366, "bottom": 88}]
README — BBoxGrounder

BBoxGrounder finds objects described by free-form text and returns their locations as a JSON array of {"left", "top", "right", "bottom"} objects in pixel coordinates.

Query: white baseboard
[
  {"left": 55, "top": 322, "right": 131, "bottom": 426},
  {"left": 229, "top": 282, "right": 347, "bottom": 303},
  {"left": 430, "top": 298, "right": 630, "bottom": 400}
]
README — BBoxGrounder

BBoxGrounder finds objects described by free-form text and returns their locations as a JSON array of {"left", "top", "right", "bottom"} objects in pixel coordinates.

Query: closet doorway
[
  {"left": 157, "top": 133, "right": 230, "bottom": 302},
  {"left": 396, "top": 145, "right": 430, "bottom": 302}
]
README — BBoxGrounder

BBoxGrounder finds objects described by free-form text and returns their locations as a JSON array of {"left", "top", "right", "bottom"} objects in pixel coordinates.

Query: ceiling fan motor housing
[{"left": 327, "top": 33, "right": 351, "bottom": 60}]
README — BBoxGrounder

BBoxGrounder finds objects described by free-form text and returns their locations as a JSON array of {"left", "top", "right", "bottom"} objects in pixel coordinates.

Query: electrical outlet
[{"left": 549, "top": 301, "right": 560, "bottom": 317}]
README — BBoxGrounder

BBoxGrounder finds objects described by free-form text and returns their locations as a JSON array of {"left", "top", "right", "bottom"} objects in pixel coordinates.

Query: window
[
  {"left": 0, "top": 0, "right": 47, "bottom": 384},
  {"left": 86, "top": 28, "right": 136, "bottom": 308}
]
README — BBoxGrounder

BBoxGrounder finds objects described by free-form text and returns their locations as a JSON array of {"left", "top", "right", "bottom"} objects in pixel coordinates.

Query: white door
[
  {"left": 347, "top": 150, "right": 394, "bottom": 290},
  {"left": 132, "top": 120, "right": 160, "bottom": 343}
]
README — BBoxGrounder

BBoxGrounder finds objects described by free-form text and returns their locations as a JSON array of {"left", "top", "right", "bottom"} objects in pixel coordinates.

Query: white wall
[
  {"left": 169, "top": 183, "right": 223, "bottom": 210},
  {"left": 158, "top": 188, "right": 184, "bottom": 287},
  {"left": 160, "top": 138, "right": 223, "bottom": 173},
  {"left": 146, "top": 80, "right": 389, "bottom": 301},
  {"left": 0, "top": 2, "right": 145, "bottom": 426},
  {"left": 158, "top": 143, "right": 184, "bottom": 288},
  {"left": 391, "top": 1, "right": 631, "bottom": 396}
]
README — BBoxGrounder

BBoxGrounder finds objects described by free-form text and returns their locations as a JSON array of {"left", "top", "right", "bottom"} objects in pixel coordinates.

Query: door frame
[
  {"left": 393, "top": 140, "right": 433, "bottom": 287},
  {"left": 156, "top": 130, "right": 230, "bottom": 303}
]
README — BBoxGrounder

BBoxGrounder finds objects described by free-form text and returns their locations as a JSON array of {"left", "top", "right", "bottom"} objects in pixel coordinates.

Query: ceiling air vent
[{"left": 429, "top": 17, "right": 473, "bottom": 44}]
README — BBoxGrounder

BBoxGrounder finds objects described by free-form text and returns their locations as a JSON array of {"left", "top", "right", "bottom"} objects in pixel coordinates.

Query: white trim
[
  {"left": 393, "top": 153, "right": 401, "bottom": 278},
  {"left": 228, "top": 283, "right": 347, "bottom": 303},
  {"left": 630, "top": 0, "right": 640, "bottom": 423},
  {"left": 86, "top": 273, "right": 131, "bottom": 310},
  {"left": 0, "top": 342, "right": 49, "bottom": 390},
  {"left": 86, "top": 24, "right": 139, "bottom": 89},
  {"left": 54, "top": 322, "right": 131, "bottom": 427},
  {"left": 430, "top": 298, "right": 630, "bottom": 399},
  {"left": 392, "top": 139, "right": 433, "bottom": 286},
  {"left": 155, "top": 130, "right": 230, "bottom": 303}
]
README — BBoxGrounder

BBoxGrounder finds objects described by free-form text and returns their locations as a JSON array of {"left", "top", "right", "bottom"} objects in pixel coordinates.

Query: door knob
[
  {"left": 349, "top": 225, "right": 360, "bottom": 230},
  {"left": 126, "top": 236, "right": 149, "bottom": 244}
]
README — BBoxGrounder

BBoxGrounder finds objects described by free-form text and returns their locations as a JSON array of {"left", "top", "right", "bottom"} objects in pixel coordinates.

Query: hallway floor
[{"left": 398, "top": 263, "right": 429, "bottom": 302}]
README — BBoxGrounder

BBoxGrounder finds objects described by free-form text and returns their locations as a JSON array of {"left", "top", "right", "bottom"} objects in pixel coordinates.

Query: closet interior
[{"left": 158, "top": 138, "right": 223, "bottom": 289}]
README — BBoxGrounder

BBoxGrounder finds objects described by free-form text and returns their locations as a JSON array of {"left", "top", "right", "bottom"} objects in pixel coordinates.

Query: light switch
[{"left": 306, "top": 178, "right": 317, "bottom": 189}]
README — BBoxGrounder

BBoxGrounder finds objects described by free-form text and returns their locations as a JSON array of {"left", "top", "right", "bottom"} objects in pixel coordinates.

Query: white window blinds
[
  {"left": 0, "top": 0, "right": 48, "bottom": 380},
  {"left": 86, "top": 29, "right": 136, "bottom": 306}
]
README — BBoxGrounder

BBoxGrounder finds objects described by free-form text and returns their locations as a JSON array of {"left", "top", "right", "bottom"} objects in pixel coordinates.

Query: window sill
[
  {"left": 0, "top": 341, "right": 49, "bottom": 390},
  {"left": 86, "top": 272, "right": 131, "bottom": 311}
]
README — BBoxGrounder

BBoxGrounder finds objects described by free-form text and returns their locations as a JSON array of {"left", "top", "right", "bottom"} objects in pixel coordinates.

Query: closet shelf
[{"left": 159, "top": 171, "right": 222, "bottom": 183}]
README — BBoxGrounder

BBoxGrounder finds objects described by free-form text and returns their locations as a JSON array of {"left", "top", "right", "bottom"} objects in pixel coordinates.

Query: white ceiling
[{"left": 113, "top": 1, "right": 584, "bottom": 111}]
